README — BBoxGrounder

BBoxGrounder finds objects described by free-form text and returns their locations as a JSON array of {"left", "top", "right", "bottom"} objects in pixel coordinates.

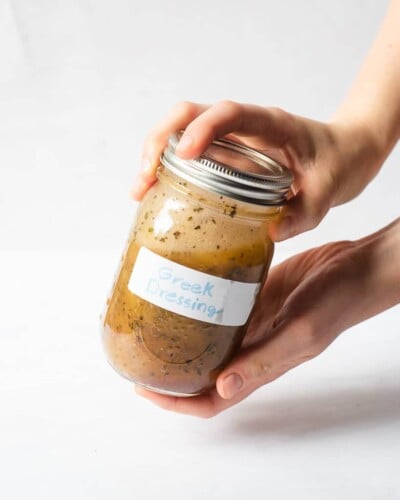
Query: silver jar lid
[{"left": 161, "top": 131, "right": 293, "bottom": 206}]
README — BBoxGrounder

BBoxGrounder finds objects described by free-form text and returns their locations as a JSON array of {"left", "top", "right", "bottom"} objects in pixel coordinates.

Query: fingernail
[
  {"left": 276, "top": 216, "right": 294, "bottom": 241},
  {"left": 176, "top": 134, "right": 194, "bottom": 152},
  {"left": 221, "top": 373, "right": 243, "bottom": 399}
]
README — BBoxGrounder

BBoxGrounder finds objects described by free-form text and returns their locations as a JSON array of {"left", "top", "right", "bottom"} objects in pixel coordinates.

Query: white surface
[
  {"left": 1, "top": 250, "right": 400, "bottom": 499},
  {"left": 1, "top": 1, "right": 399, "bottom": 499}
]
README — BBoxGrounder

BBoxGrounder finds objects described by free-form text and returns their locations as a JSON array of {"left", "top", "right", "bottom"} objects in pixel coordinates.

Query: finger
[
  {"left": 244, "top": 251, "right": 313, "bottom": 346},
  {"left": 132, "top": 102, "right": 209, "bottom": 201},
  {"left": 243, "top": 262, "right": 290, "bottom": 347},
  {"left": 131, "top": 173, "right": 157, "bottom": 201},
  {"left": 270, "top": 176, "right": 332, "bottom": 241},
  {"left": 135, "top": 383, "right": 258, "bottom": 418},
  {"left": 216, "top": 315, "right": 321, "bottom": 400},
  {"left": 141, "top": 101, "right": 209, "bottom": 179},
  {"left": 176, "top": 102, "right": 296, "bottom": 160}
]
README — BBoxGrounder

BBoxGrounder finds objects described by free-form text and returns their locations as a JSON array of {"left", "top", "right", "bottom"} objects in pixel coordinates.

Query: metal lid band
[{"left": 161, "top": 132, "right": 293, "bottom": 206}]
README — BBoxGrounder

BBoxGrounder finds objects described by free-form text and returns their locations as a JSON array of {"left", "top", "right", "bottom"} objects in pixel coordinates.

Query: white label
[{"left": 128, "top": 247, "right": 261, "bottom": 327}]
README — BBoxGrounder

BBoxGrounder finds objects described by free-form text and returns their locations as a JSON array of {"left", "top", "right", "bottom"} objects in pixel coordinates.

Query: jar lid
[{"left": 161, "top": 131, "right": 293, "bottom": 206}]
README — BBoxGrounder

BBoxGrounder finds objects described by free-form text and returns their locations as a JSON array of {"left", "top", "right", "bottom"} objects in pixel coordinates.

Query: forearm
[{"left": 332, "top": 0, "right": 400, "bottom": 166}]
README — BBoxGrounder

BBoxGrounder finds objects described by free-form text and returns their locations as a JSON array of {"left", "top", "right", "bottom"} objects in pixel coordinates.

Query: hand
[
  {"left": 132, "top": 101, "right": 383, "bottom": 240},
  {"left": 135, "top": 218, "right": 400, "bottom": 417}
]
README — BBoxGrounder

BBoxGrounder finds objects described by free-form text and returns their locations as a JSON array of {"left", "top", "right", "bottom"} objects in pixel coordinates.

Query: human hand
[
  {"left": 132, "top": 101, "right": 383, "bottom": 240},
  {"left": 135, "top": 218, "right": 400, "bottom": 417}
]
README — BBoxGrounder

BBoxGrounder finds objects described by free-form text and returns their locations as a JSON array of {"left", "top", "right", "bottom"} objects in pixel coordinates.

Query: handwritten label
[{"left": 128, "top": 247, "right": 261, "bottom": 326}]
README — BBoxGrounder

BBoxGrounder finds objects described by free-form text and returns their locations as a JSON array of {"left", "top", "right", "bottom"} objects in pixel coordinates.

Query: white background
[{"left": 0, "top": 1, "right": 399, "bottom": 499}]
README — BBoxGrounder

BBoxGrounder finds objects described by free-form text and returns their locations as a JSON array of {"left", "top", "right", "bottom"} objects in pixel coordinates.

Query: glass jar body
[{"left": 101, "top": 168, "right": 281, "bottom": 396}]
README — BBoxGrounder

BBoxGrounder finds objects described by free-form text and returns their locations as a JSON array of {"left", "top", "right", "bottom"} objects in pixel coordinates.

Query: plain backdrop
[{"left": 0, "top": 1, "right": 399, "bottom": 499}]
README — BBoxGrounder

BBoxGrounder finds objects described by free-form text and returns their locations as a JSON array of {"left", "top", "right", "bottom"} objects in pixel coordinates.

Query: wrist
[
  {"left": 357, "top": 218, "right": 400, "bottom": 316},
  {"left": 327, "top": 118, "right": 387, "bottom": 206}
]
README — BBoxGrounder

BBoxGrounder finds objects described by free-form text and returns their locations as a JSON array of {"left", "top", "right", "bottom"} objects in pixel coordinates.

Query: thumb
[
  {"left": 216, "top": 316, "right": 318, "bottom": 400},
  {"left": 270, "top": 179, "right": 333, "bottom": 241}
]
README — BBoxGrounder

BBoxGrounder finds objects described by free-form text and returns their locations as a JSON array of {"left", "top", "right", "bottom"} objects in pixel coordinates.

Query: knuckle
[
  {"left": 318, "top": 239, "right": 355, "bottom": 265},
  {"left": 304, "top": 203, "right": 325, "bottom": 230},
  {"left": 266, "top": 106, "right": 292, "bottom": 128},
  {"left": 160, "top": 398, "right": 178, "bottom": 413},
  {"left": 292, "top": 317, "right": 320, "bottom": 355},
  {"left": 216, "top": 99, "right": 241, "bottom": 115},
  {"left": 199, "top": 409, "right": 216, "bottom": 419},
  {"left": 268, "top": 106, "right": 288, "bottom": 119},
  {"left": 264, "top": 106, "right": 295, "bottom": 147},
  {"left": 241, "top": 359, "right": 272, "bottom": 383},
  {"left": 173, "top": 100, "right": 196, "bottom": 119},
  {"left": 308, "top": 214, "right": 321, "bottom": 230}
]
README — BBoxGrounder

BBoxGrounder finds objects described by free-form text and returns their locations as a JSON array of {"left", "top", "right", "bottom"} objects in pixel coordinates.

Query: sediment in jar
[{"left": 102, "top": 180, "right": 276, "bottom": 395}]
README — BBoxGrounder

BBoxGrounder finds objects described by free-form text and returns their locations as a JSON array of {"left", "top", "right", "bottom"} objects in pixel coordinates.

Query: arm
[{"left": 331, "top": 0, "right": 400, "bottom": 205}]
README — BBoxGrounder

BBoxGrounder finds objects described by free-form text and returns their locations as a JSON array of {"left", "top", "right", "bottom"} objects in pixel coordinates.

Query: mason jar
[{"left": 102, "top": 132, "right": 292, "bottom": 396}]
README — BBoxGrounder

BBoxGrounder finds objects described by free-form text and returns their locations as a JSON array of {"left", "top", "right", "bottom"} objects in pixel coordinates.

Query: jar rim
[{"left": 161, "top": 132, "right": 293, "bottom": 206}]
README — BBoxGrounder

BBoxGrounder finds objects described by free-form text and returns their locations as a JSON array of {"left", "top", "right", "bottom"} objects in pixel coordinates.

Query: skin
[{"left": 131, "top": 0, "right": 400, "bottom": 416}]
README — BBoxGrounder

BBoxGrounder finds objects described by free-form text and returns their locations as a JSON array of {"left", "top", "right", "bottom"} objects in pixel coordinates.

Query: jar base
[
  {"left": 134, "top": 379, "right": 201, "bottom": 397},
  {"left": 105, "top": 356, "right": 205, "bottom": 397}
]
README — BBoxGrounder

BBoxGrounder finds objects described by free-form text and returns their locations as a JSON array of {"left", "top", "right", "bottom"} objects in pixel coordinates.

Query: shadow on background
[{"left": 226, "top": 382, "right": 400, "bottom": 439}]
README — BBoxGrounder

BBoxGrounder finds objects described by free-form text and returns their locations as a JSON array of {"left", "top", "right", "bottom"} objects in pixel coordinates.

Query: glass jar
[{"left": 102, "top": 132, "right": 292, "bottom": 396}]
